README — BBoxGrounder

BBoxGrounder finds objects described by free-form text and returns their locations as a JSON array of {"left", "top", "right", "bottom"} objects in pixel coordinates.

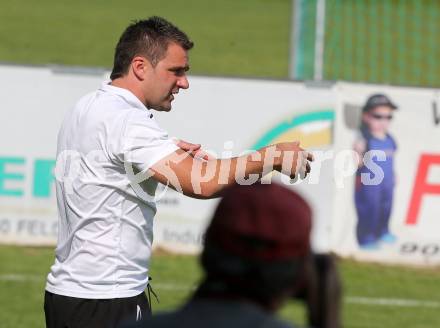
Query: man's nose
[{"left": 177, "top": 75, "right": 189, "bottom": 89}]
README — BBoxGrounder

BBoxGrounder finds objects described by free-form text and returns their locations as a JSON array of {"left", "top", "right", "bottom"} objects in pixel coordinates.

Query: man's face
[{"left": 143, "top": 42, "right": 190, "bottom": 111}]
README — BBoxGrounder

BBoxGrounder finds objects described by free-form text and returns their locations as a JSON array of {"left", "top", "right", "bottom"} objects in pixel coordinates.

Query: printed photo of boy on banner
[
  {"left": 333, "top": 82, "right": 440, "bottom": 266},
  {"left": 353, "top": 94, "right": 398, "bottom": 250}
]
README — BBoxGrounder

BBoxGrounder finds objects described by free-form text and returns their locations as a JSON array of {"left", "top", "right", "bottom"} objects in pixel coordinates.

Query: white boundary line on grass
[
  {"left": 2, "top": 273, "right": 440, "bottom": 308},
  {"left": 0, "top": 274, "right": 42, "bottom": 282},
  {"left": 345, "top": 296, "right": 440, "bottom": 308}
]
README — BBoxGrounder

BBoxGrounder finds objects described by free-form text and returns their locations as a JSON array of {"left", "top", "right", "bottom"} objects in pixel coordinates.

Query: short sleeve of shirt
[{"left": 119, "top": 110, "right": 179, "bottom": 172}]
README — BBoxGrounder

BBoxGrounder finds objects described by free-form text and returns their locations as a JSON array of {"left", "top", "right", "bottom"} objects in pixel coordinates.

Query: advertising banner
[
  {"left": 155, "top": 76, "right": 336, "bottom": 253},
  {"left": 0, "top": 65, "right": 108, "bottom": 245},
  {"left": 3, "top": 64, "right": 440, "bottom": 266},
  {"left": 0, "top": 65, "right": 336, "bottom": 254}
]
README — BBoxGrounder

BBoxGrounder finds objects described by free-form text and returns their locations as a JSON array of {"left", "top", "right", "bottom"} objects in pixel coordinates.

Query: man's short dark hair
[{"left": 110, "top": 16, "right": 194, "bottom": 80}]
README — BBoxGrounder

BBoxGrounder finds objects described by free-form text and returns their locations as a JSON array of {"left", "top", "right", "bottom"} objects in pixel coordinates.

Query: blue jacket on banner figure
[{"left": 353, "top": 94, "right": 398, "bottom": 250}]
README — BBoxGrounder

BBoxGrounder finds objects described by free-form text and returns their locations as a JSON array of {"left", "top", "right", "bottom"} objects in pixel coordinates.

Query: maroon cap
[{"left": 205, "top": 183, "right": 312, "bottom": 261}]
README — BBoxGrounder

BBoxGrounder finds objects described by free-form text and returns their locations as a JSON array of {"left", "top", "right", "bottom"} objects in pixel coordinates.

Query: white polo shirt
[{"left": 45, "top": 81, "right": 179, "bottom": 299}]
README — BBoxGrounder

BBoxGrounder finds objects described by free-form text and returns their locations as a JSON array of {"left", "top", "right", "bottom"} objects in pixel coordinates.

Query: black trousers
[{"left": 44, "top": 290, "right": 151, "bottom": 328}]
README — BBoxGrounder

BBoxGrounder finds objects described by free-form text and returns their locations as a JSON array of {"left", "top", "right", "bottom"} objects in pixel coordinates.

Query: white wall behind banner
[
  {"left": 0, "top": 64, "right": 336, "bottom": 254},
  {"left": 332, "top": 82, "right": 440, "bottom": 266}
]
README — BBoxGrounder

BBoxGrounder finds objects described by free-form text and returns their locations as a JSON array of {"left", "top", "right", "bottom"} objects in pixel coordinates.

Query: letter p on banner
[{"left": 406, "top": 154, "right": 440, "bottom": 225}]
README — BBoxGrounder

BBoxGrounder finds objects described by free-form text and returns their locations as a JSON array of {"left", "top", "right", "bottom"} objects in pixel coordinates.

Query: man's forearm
[
  {"left": 195, "top": 145, "right": 282, "bottom": 198},
  {"left": 150, "top": 142, "right": 310, "bottom": 199}
]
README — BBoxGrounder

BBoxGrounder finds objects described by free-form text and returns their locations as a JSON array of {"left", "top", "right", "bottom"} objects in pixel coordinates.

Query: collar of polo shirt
[{"left": 100, "top": 80, "right": 153, "bottom": 115}]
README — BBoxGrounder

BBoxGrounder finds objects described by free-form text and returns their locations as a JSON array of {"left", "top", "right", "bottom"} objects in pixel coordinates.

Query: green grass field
[
  {"left": 0, "top": 0, "right": 290, "bottom": 79},
  {"left": 2, "top": 0, "right": 439, "bottom": 86},
  {"left": 1, "top": 245, "right": 440, "bottom": 328}
]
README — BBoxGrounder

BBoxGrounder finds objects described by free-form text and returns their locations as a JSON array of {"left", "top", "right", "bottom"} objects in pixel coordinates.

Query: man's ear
[{"left": 131, "top": 56, "right": 152, "bottom": 81}]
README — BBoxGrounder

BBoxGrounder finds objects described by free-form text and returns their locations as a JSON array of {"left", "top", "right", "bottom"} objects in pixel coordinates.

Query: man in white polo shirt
[{"left": 44, "top": 16, "right": 314, "bottom": 328}]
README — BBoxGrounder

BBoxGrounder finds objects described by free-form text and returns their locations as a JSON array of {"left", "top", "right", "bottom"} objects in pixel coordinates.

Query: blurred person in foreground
[
  {"left": 124, "top": 183, "right": 335, "bottom": 328},
  {"left": 44, "top": 16, "right": 314, "bottom": 328}
]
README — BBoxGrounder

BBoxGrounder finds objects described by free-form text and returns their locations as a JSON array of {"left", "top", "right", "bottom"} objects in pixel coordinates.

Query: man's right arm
[{"left": 148, "top": 142, "right": 313, "bottom": 199}]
